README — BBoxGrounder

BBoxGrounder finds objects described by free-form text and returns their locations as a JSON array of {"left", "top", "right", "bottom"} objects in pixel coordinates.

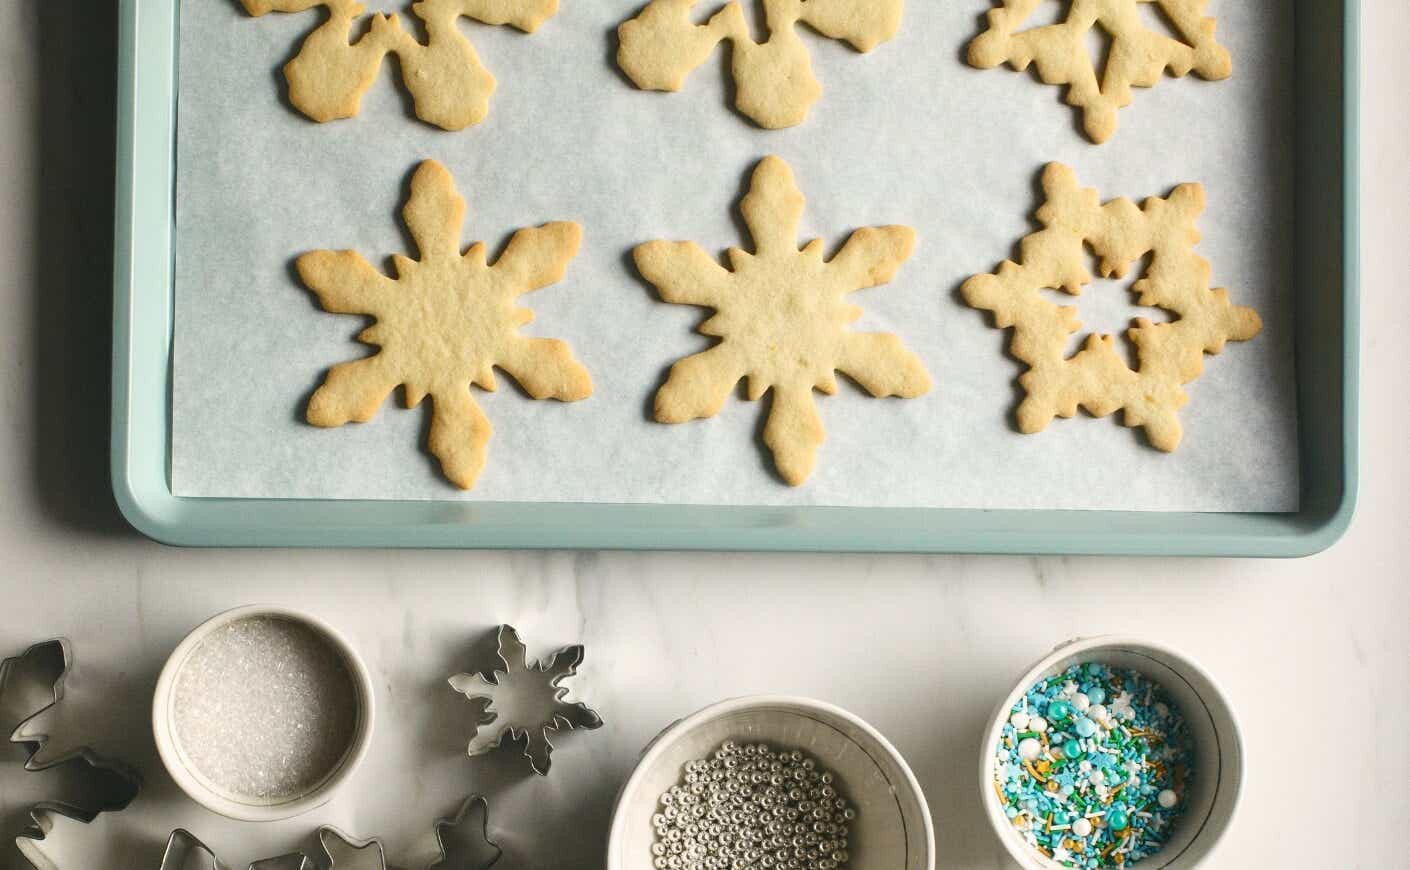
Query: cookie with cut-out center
[{"left": 961, "top": 163, "right": 1261, "bottom": 451}]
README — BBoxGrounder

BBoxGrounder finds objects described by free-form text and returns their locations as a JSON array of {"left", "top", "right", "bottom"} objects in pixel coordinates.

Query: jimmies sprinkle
[{"left": 994, "top": 663, "right": 1194, "bottom": 868}]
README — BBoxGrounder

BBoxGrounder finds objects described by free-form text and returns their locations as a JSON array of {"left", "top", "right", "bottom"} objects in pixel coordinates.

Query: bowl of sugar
[
  {"left": 608, "top": 695, "right": 934, "bottom": 870},
  {"left": 981, "top": 636, "right": 1243, "bottom": 870},
  {"left": 153, "top": 605, "right": 375, "bottom": 821}
]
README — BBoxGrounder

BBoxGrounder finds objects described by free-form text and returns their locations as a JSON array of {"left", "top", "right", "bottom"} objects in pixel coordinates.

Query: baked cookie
[
  {"left": 967, "top": 0, "right": 1232, "bottom": 143},
  {"left": 617, "top": 0, "right": 905, "bottom": 129},
  {"left": 299, "top": 160, "right": 591, "bottom": 489},
  {"left": 241, "top": 0, "right": 562, "bottom": 130},
  {"left": 637, "top": 156, "right": 931, "bottom": 485},
  {"left": 961, "top": 163, "right": 1261, "bottom": 451}
]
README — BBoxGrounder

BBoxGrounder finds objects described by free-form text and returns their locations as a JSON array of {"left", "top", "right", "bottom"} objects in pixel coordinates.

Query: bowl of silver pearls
[{"left": 607, "top": 696, "right": 934, "bottom": 870}]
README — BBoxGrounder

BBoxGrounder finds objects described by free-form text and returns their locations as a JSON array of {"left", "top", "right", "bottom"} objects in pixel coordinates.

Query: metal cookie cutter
[
  {"left": 318, "top": 828, "right": 387, "bottom": 870},
  {"left": 155, "top": 828, "right": 392, "bottom": 870},
  {"left": 16, "top": 806, "right": 122, "bottom": 870},
  {"left": 4, "top": 639, "right": 142, "bottom": 869},
  {"left": 429, "top": 796, "right": 501, "bottom": 870},
  {"left": 156, "top": 829, "right": 315, "bottom": 870},
  {"left": 448, "top": 625, "right": 602, "bottom": 775},
  {"left": 156, "top": 830, "right": 221, "bottom": 870}
]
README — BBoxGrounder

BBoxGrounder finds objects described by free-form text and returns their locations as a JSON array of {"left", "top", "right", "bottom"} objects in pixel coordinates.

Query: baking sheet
[{"left": 172, "top": 0, "right": 1299, "bottom": 511}]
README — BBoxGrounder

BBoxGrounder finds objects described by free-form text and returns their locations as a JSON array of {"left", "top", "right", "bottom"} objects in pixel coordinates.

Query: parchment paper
[{"left": 173, "top": 1, "right": 1299, "bottom": 510}]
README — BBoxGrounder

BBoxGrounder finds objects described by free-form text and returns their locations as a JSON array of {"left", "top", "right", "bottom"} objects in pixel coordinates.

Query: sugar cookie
[
  {"left": 967, "top": 0, "right": 1232, "bottom": 143},
  {"left": 241, "top": 0, "right": 562, "bottom": 130},
  {"left": 299, "top": 160, "right": 591, "bottom": 489},
  {"left": 618, "top": 0, "right": 905, "bottom": 129},
  {"left": 961, "top": 163, "right": 1261, "bottom": 451},
  {"left": 637, "top": 156, "right": 931, "bottom": 485}
]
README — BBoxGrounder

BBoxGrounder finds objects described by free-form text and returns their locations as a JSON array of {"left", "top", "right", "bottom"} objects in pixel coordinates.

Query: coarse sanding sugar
[{"left": 171, "top": 615, "right": 359, "bottom": 802}]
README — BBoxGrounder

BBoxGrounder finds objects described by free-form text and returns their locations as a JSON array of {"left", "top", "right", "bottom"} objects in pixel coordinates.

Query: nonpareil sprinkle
[
  {"left": 651, "top": 741, "right": 855, "bottom": 869},
  {"left": 994, "top": 663, "right": 1194, "bottom": 868}
]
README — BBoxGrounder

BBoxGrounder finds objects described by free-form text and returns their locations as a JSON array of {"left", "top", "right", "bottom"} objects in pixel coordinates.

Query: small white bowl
[
  {"left": 152, "top": 605, "right": 376, "bottom": 822},
  {"left": 608, "top": 695, "right": 935, "bottom": 870},
  {"left": 980, "top": 636, "right": 1243, "bottom": 869}
]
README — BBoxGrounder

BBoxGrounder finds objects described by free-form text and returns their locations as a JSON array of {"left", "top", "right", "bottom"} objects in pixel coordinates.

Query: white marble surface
[{"left": 1, "top": 2, "right": 1407, "bottom": 868}]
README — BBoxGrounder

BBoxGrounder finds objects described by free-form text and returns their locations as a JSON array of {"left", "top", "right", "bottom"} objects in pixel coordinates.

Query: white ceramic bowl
[
  {"left": 608, "top": 696, "right": 935, "bottom": 870},
  {"left": 152, "top": 605, "right": 376, "bottom": 822},
  {"left": 980, "top": 637, "right": 1243, "bottom": 869}
]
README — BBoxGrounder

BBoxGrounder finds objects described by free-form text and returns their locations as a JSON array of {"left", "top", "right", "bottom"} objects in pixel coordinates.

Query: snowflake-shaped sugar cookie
[
  {"left": 298, "top": 160, "right": 592, "bottom": 490},
  {"left": 961, "top": 163, "right": 1261, "bottom": 451},
  {"left": 241, "top": 0, "right": 563, "bottom": 130},
  {"left": 967, "top": 0, "right": 1233, "bottom": 143},
  {"left": 617, "top": 0, "right": 905, "bottom": 129},
  {"left": 637, "top": 156, "right": 931, "bottom": 486}
]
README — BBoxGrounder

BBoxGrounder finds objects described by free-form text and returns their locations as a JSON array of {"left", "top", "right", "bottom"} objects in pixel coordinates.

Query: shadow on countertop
[{"left": 29, "top": 0, "right": 134, "bottom": 538}]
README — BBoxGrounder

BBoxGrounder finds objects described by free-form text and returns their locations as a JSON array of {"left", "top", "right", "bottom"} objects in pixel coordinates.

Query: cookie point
[
  {"left": 756, "top": 155, "right": 791, "bottom": 177},
  {"left": 777, "top": 459, "right": 814, "bottom": 487},
  {"left": 415, "top": 157, "right": 451, "bottom": 179},
  {"left": 966, "top": 32, "right": 1006, "bottom": 69}
]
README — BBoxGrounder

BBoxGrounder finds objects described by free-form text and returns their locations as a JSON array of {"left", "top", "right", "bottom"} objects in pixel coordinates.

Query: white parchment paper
[{"left": 173, "top": 1, "right": 1299, "bottom": 510}]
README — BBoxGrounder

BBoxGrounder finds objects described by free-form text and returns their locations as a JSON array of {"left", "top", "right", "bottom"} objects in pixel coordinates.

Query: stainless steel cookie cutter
[
  {"left": 155, "top": 827, "right": 397, "bottom": 870},
  {"left": 3, "top": 639, "right": 143, "bottom": 797},
  {"left": 15, "top": 806, "right": 118, "bottom": 870},
  {"left": 156, "top": 830, "right": 220, "bottom": 870},
  {"left": 429, "top": 796, "right": 501, "bottom": 870},
  {"left": 448, "top": 625, "right": 602, "bottom": 775},
  {"left": 318, "top": 827, "right": 389, "bottom": 870},
  {"left": 250, "top": 854, "right": 315, "bottom": 870},
  {"left": 4, "top": 639, "right": 142, "bottom": 869},
  {"left": 156, "top": 829, "right": 315, "bottom": 870}
]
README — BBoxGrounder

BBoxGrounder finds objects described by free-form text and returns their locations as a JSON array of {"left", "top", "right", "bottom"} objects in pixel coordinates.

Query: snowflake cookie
[
  {"left": 240, "top": 0, "right": 562, "bottom": 130},
  {"left": 967, "top": 0, "right": 1233, "bottom": 143},
  {"left": 961, "top": 163, "right": 1261, "bottom": 451},
  {"left": 298, "top": 160, "right": 591, "bottom": 490},
  {"left": 617, "top": 0, "right": 905, "bottom": 129},
  {"left": 637, "top": 156, "right": 931, "bottom": 486}
]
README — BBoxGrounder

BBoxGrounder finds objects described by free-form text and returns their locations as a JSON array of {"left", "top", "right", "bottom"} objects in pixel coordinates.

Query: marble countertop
[{"left": 1, "top": 2, "right": 1406, "bottom": 868}]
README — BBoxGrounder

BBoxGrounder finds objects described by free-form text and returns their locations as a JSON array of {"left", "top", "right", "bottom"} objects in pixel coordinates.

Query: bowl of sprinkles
[
  {"left": 981, "top": 637, "right": 1242, "bottom": 869},
  {"left": 608, "top": 696, "right": 934, "bottom": 870}
]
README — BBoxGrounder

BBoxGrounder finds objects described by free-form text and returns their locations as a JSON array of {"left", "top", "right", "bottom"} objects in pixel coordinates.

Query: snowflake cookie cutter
[
  {"left": 961, "top": 162, "right": 1262, "bottom": 451},
  {"left": 4, "top": 639, "right": 142, "bottom": 869},
  {"left": 617, "top": 0, "right": 905, "bottom": 129},
  {"left": 16, "top": 806, "right": 122, "bottom": 870},
  {"left": 150, "top": 827, "right": 379, "bottom": 870},
  {"left": 318, "top": 827, "right": 390, "bottom": 870},
  {"left": 429, "top": 796, "right": 502, "bottom": 870},
  {"left": 298, "top": 159, "right": 592, "bottom": 491},
  {"left": 635, "top": 154, "right": 931, "bottom": 486},
  {"left": 449, "top": 625, "right": 601, "bottom": 776},
  {"left": 967, "top": 0, "right": 1233, "bottom": 143},
  {"left": 158, "top": 829, "right": 315, "bottom": 868},
  {"left": 155, "top": 830, "right": 227, "bottom": 870},
  {"left": 240, "top": 0, "right": 563, "bottom": 130}
]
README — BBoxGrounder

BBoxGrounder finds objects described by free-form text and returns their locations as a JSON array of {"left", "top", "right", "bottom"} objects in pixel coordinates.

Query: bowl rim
[
  {"left": 607, "top": 694, "right": 936, "bottom": 870},
  {"left": 978, "top": 635, "right": 1244, "bottom": 870},
  {"left": 151, "top": 604, "right": 377, "bottom": 822}
]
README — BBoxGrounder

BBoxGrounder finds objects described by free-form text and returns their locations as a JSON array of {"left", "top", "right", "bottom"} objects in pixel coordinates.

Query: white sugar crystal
[{"left": 172, "top": 616, "right": 358, "bottom": 802}]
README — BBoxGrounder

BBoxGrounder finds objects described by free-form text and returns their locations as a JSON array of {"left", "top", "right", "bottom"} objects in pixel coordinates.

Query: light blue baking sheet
[{"left": 112, "top": 0, "right": 1358, "bottom": 553}]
